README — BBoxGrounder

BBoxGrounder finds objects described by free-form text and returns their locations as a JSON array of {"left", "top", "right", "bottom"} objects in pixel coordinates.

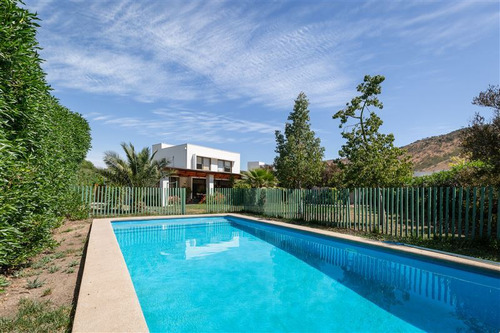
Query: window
[
  {"left": 196, "top": 156, "right": 211, "bottom": 170},
  {"left": 217, "top": 159, "right": 232, "bottom": 172},
  {"left": 224, "top": 160, "right": 231, "bottom": 172}
]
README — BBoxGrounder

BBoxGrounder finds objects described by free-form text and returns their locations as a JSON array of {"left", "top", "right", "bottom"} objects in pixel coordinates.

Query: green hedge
[{"left": 0, "top": 1, "right": 91, "bottom": 267}]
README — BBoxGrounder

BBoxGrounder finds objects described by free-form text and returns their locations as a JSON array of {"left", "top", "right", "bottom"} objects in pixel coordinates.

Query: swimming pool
[{"left": 113, "top": 216, "right": 500, "bottom": 332}]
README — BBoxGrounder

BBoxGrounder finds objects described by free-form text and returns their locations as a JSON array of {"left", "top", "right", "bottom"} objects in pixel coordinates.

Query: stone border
[
  {"left": 73, "top": 213, "right": 499, "bottom": 332},
  {"left": 72, "top": 214, "right": 224, "bottom": 333}
]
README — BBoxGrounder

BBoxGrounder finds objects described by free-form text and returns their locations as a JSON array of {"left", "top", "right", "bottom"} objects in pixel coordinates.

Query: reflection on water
[
  {"left": 230, "top": 218, "right": 500, "bottom": 333},
  {"left": 114, "top": 220, "right": 240, "bottom": 261},
  {"left": 113, "top": 217, "right": 500, "bottom": 333},
  {"left": 185, "top": 234, "right": 239, "bottom": 260}
]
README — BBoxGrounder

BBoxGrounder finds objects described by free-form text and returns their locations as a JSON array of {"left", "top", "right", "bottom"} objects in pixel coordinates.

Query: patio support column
[
  {"left": 207, "top": 174, "right": 214, "bottom": 195},
  {"left": 160, "top": 177, "right": 169, "bottom": 207}
]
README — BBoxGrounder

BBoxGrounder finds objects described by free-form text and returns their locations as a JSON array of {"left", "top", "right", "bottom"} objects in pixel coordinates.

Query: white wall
[
  {"left": 247, "top": 161, "right": 265, "bottom": 171},
  {"left": 186, "top": 144, "right": 240, "bottom": 173},
  {"left": 152, "top": 143, "right": 240, "bottom": 173},
  {"left": 152, "top": 143, "right": 188, "bottom": 168},
  {"left": 152, "top": 143, "right": 172, "bottom": 154}
]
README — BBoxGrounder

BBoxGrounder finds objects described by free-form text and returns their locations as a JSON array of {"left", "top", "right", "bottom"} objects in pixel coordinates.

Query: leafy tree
[
  {"left": 76, "top": 160, "right": 106, "bottom": 185},
  {"left": 0, "top": 1, "right": 91, "bottom": 267},
  {"left": 237, "top": 169, "right": 277, "bottom": 188},
  {"left": 333, "top": 75, "right": 412, "bottom": 187},
  {"left": 99, "top": 142, "right": 171, "bottom": 187},
  {"left": 461, "top": 85, "right": 500, "bottom": 184},
  {"left": 409, "top": 158, "right": 494, "bottom": 187},
  {"left": 320, "top": 160, "right": 344, "bottom": 188},
  {"left": 275, "top": 92, "right": 325, "bottom": 188}
]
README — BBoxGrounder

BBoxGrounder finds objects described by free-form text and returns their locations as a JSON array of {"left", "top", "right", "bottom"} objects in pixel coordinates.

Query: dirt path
[{"left": 0, "top": 219, "right": 91, "bottom": 318}]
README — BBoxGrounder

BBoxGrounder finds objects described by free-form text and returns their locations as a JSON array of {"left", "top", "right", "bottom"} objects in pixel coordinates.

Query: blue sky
[{"left": 25, "top": 0, "right": 499, "bottom": 169}]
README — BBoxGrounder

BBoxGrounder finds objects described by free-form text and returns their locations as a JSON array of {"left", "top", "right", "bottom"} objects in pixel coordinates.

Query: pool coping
[{"left": 73, "top": 213, "right": 500, "bottom": 332}]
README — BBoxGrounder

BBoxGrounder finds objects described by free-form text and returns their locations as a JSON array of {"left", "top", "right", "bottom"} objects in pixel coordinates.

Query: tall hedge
[{"left": 0, "top": 1, "right": 91, "bottom": 267}]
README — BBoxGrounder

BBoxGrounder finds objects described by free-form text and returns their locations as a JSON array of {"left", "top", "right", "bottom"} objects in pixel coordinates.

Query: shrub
[
  {"left": 62, "top": 190, "right": 90, "bottom": 220},
  {"left": 0, "top": 1, "right": 91, "bottom": 267},
  {"left": 26, "top": 277, "right": 44, "bottom": 289},
  {"left": 409, "top": 160, "right": 497, "bottom": 187}
]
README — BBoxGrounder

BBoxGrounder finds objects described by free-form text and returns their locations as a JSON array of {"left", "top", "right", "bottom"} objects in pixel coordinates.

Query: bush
[
  {"left": 409, "top": 160, "right": 498, "bottom": 187},
  {"left": 0, "top": 2, "right": 91, "bottom": 267},
  {"left": 62, "top": 191, "right": 90, "bottom": 221}
]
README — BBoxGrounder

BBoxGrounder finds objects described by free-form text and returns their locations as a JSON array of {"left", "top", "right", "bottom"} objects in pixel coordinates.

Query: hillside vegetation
[{"left": 403, "top": 129, "right": 464, "bottom": 172}]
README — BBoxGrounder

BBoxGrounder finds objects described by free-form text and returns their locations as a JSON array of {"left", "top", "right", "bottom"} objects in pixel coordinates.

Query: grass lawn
[{"left": 185, "top": 203, "right": 208, "bottom": 215}]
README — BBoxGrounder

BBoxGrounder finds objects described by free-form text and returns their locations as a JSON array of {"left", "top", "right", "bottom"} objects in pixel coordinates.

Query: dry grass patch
[{"left": 0, "top": 218, "right": 92, "bottom": 330}]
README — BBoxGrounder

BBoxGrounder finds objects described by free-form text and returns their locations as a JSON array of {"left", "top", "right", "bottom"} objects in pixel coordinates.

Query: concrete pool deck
[{"left": 72, "top": 213, "right": 500, "bottom": 332}]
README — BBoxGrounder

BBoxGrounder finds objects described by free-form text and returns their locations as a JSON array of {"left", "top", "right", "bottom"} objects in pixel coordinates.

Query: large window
[
  {"left": 196, "top": 156, "right": 211, "bottom": 170},
  {"left": 218, "top": 160, "right": 232, "bottom": 172}
]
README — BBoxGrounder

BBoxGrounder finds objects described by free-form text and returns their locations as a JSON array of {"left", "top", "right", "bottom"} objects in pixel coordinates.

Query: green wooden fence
[
  {"left": 74, "top": 185, "right": 186, "bottom": 217},
  {"left": 206, "top": 187, "right": 500, "bottom": 240}
]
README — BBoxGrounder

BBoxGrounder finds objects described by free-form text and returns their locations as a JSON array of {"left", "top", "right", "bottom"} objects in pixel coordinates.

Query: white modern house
[
  {"left": 247, "top": 161, "right": 266, "bottom": 170},
  {"left": 152, "top": 143, "right": 241, "bottom": 202}
]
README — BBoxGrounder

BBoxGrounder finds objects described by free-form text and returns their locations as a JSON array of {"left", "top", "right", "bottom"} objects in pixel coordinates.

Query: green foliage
[
  {"left": 99, "top": 142, "right": 171, "bottom": 187},
  {"left": 61, "top": 190, "right": 90, "bottom": 220},
  {"left": 48, "top": 265, "right": 60, "bottom": 274},
  {"left": 26, "top": 277, "right": 44, "bottom": 289},
  {"left": 275, "top": 92, "right": 325, "bottom": 188},
  {"left": 0, "top": 298, "right": 71, "bottom": 333},
  {"left": 0, "top": 1, "right": 91, "bottom": 267},
  {"left": 320, "top": 161, "right": 344, "bottom": 188},
  {"left": 237, "top": 168, "right": 277, "bottom": 188},
  {"left": 333, "top": 75, "right": 412, "bottom": 187},
  {"left": 461, "top": 85, "right": 500, "bottom": 184},
  {"left": 75, "top": 160, "right": 106, "bottom": 185},
  {"left": 0, "top": 275, "right": 9, "bottom": 292},
  {"left": 233, "top": 181, "right": 251, "bottom": 189},
  {"left": 410, "top": 160, "right": 496, "bottom": 187}
]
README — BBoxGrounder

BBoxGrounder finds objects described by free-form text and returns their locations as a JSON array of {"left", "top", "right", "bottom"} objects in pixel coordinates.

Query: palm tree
[
  {"left": 99, "top": 142, "right": 172, "bottom": 187},
  {"left": 238, "top": 168, "right": 277, "bottom": 188}
]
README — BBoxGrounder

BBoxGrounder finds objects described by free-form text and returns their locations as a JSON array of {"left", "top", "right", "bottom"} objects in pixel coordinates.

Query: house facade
[
  {"left": 247, "top": 161, "right": 266, "bottom": 170},
  {"left": 152, "top": 143, "right": 241, "bottom": 202}
]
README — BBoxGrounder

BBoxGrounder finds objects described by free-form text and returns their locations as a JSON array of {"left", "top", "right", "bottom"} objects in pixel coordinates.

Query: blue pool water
[{"left": 113, "top": 216, "right": 500, "bottom": 332}]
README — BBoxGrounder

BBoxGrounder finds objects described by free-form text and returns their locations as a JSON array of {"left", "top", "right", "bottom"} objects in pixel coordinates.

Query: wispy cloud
[
  {"left": 29, "top": 0, "right": 498, "bottom": 110},
  {"left": 88, "top": 108, "right": 281, "bottom": 145}
]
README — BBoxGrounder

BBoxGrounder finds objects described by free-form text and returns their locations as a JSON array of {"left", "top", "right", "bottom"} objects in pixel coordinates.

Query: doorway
[{"left": 192, "top": 178, "right": 206, "bottom": 202}]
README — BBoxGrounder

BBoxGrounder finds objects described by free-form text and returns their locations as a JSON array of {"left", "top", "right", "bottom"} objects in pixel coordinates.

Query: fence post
[
  {"left": 347, "top": 189, "right": 351, "bottom": 229},
  {"left": 472, "top": 187, "right": 477, "bottom": 239},
  {"left": 487, "top": 186, "right": 493, "bottom": 238},
  {"left": 182, "top": 188, "right": 186, "bottom": 215},
  {"left": 479, "top": 187, "right": 485, "bottom": 238},
  {"left": 497, "top": 188, "right": 500, "bottom": 240},
  {"left": 457, "top": 188, "right": 463, "bottom": 239},
  {"left": 451, "top": 187, "right": 456, "bottom": 239}
]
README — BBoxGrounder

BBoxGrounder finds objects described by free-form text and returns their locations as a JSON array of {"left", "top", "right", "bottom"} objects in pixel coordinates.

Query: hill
[{"left": 403, "top": 129, "right": 464, "bottom": 172}]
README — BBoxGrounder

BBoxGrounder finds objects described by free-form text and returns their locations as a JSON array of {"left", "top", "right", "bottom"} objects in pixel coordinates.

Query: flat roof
[{"left": 154, "top": 143, "right": 240, "bottom": 155}]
